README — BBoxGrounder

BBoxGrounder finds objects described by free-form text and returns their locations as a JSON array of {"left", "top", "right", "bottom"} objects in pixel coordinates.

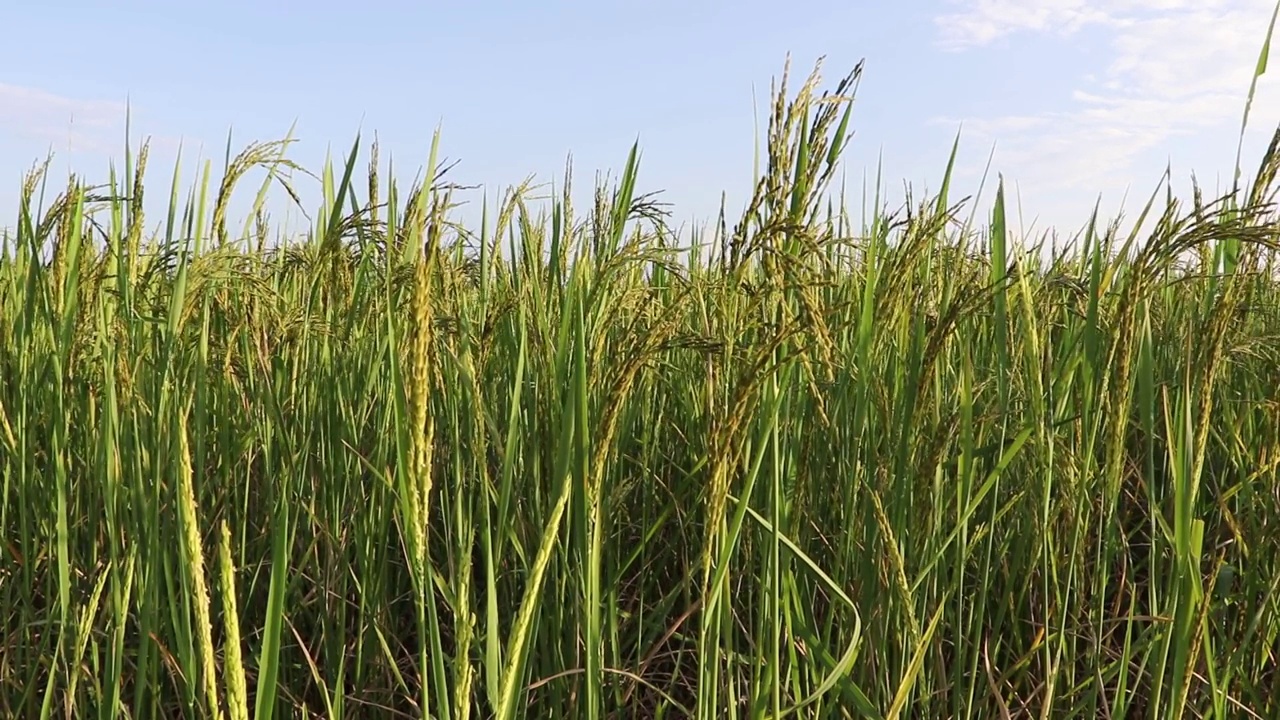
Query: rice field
[{"left": 3, "top": 55, "right": 1280, "bottom": 719}]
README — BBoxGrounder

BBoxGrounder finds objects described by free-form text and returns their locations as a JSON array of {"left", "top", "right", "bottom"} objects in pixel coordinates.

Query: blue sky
[{"left": 2, "top": 0, "right": 1278, "bottom": 245}]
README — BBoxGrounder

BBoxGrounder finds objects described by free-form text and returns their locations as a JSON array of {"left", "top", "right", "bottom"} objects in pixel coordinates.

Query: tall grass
[{"left": 4, "top": 51, "right": 1280, "bottom": 718}]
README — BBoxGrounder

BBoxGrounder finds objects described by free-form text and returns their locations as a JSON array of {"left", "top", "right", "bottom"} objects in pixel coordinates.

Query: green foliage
[{"left": 4, "top": 47, "right": 1280, "bottom": 719}]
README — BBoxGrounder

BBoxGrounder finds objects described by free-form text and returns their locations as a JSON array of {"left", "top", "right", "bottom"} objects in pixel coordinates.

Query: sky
[{"left": 2, "top": 0, "right": 1279, "bottom": 247}]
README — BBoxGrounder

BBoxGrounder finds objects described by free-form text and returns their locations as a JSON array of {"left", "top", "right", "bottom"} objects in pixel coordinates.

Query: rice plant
[{"left": 3, "top": 44, "right": 1280, "bottom": 720}]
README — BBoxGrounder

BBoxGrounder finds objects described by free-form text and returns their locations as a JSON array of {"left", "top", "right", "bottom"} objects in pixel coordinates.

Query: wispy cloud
[
  {"left": 932, "top": 0, "right": 1280, "bottom": 234},
  {"left": 0, "top": 83, "right": 131, "bottom": 155},
  {"left": 935, "top": 0, "right": 1118, "bottom": 51}
]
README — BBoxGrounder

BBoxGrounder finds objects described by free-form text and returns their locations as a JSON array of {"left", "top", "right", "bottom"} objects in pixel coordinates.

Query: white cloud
[
  {"left": 0, "top": 83, "right": 130, "bottom": 155},
  {"left": 935, "top": 0, "right": 1118, "bottom": 51},
  {"left": 933, "top": 0, "right": 1280, "bottom": 235}
]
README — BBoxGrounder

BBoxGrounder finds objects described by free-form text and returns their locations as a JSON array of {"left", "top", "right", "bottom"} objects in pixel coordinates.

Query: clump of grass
[{"left": 4, "top": 26, "right": 1280, "bottom": 720}]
